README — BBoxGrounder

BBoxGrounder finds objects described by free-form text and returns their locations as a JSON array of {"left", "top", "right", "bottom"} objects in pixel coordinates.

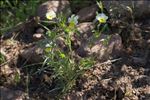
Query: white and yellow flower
[
  {"left": 46, "top": 10, "right": 56, "bottom": 20},
  {"left": 96, "top": 13, "right": 108, "bottom": 23},
  {"left": 68, "top": 14, "right": 79, "bottom": 28}
]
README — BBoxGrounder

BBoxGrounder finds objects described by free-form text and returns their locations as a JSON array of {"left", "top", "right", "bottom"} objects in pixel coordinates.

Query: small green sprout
[{"left": 96, "top": 1, "right": 104, "bottom": 12}]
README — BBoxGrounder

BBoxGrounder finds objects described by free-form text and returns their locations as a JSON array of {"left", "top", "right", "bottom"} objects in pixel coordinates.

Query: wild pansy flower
[
  {"left": 45, "top": 43, "right": 52, "bottom": 52},
  {"left": 96, "top": 13, "right": 108, "bottom": 23},
  {"left": 46, "top": 10, "right": 56, "bottom": 20},
  {"left": 68, "top": 14, "right": 79, "bottom": 28}
]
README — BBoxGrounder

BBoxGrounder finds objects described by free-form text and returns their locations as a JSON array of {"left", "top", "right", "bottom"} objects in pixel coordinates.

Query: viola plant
[
  {"left": 35, "top": 1, "right": 108, "bottom": 99},
  {"left": 38, "top": 2, "right": 110, "bottom": 97},
  {"left": 66, "top": 14, "right": 79, "bottom": 51},
  {"left": 96, "top": 0, "right": 109, "bottom": 25},
  {"left": 38, "top": 13, "right": 94, "bottom": 98}
]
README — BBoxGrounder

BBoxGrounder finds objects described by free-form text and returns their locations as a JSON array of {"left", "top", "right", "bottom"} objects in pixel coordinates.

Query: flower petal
[
  {"left": 46, "top": 11, "right": 56, "bottom": 20},
  {"left": 96, "top": 13, "right": 108, "bottom": 23}
]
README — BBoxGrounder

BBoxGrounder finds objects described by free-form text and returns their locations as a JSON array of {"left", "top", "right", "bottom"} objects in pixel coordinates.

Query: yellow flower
[
  {"left": 96, "top": 13, "right": 108, "bottom": 23},
  {"left": 46, "top": 11, "right": 56, "bottom": 20}
]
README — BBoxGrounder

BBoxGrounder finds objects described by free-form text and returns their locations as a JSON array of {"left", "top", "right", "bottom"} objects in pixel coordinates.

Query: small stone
[
  {"left": 36, "top": 28, "right": 45, "bottom": 33},
  {"left": 33, "top": 33, "right": 44, "bottom": 41},
  {"left": 77, "top": 4, "right": 98, "bottom": 22},
  {"left": 109, "top": 34, "right": 123, "bottom": 58}
]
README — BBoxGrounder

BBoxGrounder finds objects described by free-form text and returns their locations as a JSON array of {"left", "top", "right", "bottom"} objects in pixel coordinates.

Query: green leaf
[
  {"left": 14, "top": 71, "right": 20, "bottom": 83},
  {"left": 60, "top": 53, "right": 66, "bottom": 58},
  {"left": 97, "top": 1, "right": 104, "bottom": 12}
]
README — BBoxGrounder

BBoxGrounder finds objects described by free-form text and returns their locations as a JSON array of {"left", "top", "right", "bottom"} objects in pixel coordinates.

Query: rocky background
[{"left": 0, "top": 0, "right": 150, "bottom": 100}]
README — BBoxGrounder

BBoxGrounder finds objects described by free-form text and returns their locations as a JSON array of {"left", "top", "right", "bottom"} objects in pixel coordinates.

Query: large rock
[
  {"left": 77, "top": 22, "right": 95, "bottom": 39},
  {"left": 76, "top": 33, "right": 123, "bottom": 59},
  {"left": 77, "top": 4, "right": 98, "bottom": 22},
  {"left": 37, "top": 0, "right": 71, "bottom": 20},
  {"left": 103, "top": 1, "right": 150, "bottom": 19},
  {"left": 69, "top": 0, "right": 95, "bottom": 13},
  {"left": 75, "top": 22, "right": 95, "bottom": 57},
  {"left": 91, "top": 34, "right": 123, "bottom": 61}
]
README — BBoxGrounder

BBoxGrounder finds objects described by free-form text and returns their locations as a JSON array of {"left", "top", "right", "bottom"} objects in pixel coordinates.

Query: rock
[
  {"left": 132, "top": 57, "right": 147, "bottom": 66},
  {"left": 70, "top": 34, "right": 80, "bottom": 50},
  {"left": 73, "top": 24, "right": 92, "bottom": 56},
  {"left": 76, "top": 43, "right": 91, "bottom": 57},
  {"left": 0, "top": 65, "right": 13, "bottom": 76},
  {"left": 77, "top": 4, "right": 98, "bottom": 22},
  {"left": 0, "top": 86, "right": 27, "bottom": 100},
  {"left": 37, "top": 0, "right": 71, "bottom": 20},
  {"left": 36, "top": 28, "right": 45, "bottom": 33},
  {"left": 103, "top": 1, "right": 150, "bottom": 19},
  {"left": 147, "top": 39, "right": 150, "bottom": 44},
  {"left": 134, "top": 75, "right": 150, "bottom": 87},
  {"left": 69, "top": 0, "right": 95, "bottom": 13},
  {"left": 91, "top": 34, "right": 123, "bottom": 61},
  {"left": 2, "top": 18, "right": 38, "bottom": 41},
  {"left": 33, "top": 33, "right": 44, "bottom": 41},
  {"left": 33, "top": 28, "right": 45, "bottom": 41},
  {"left": 20, "top": 46, "right": 44, "bottom": 64},
  {"left": 91, "top": 41, "right": 107, "bottom": 60},
  {"left": 109, "top": 34, "right": 123, "bottom": 58},
  {"left": 76, "top": 34, "right": 123, "bottom": 59},
  {"left": 56, "top": 37, "right": 67, "bottom": 51},
  {"left": 117, "top": 87, "right": 125, "bottom": 100},
  {"left": 56, "top": 35, "right": 80, "bottom": 52},
  {"left": 77, "top": 22, "right": 95, "bottom": 38},
  {"left": 131, "top": 47, "right": 149, "bottom": 66}
]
